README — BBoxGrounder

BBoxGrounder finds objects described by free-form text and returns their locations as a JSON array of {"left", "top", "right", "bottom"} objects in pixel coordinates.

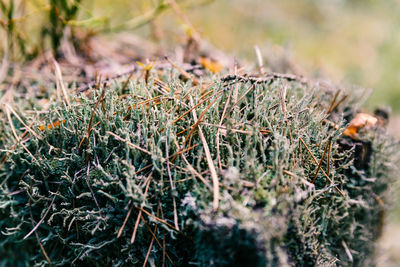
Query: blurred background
[
  {"left": 67, "top": 0, "right": 400, "bottom": 111},
  {"left": 2, "top": 0, "right": 400, "bottom": 112},
  {"left": 1, "top": 0, "right": 400, "bottom": 264}
]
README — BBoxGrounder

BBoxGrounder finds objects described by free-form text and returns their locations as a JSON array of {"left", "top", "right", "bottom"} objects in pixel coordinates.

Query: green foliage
[
  {"left": 47, "top": 0, "right": 81, "bottom": 53},
  {"left": 0, "top": 0, "right": 38, "bottom": 59},
  {"left": 0, "top": 71, "right": 398, "bottom": 266}
]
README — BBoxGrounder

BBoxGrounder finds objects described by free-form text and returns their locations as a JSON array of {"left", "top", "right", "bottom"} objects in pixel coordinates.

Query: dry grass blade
[
  {"left": 0, "top": 117, "right": 35, "bottom": 170},
  {"left": 327, "top": 140, "right": 331, "bottom": 175},
  {"left": 130, "top": 210, "right": 143, "bottom": 244},
  {"left": 165, "top": 130, "right": 180, "bottom": 231},
  {"left": 82, "top": 85, "right": 107, "bottom": 159},
  {"left": 330, "top": 95, "right": 348, "bottom": 114},
  {"left": 325, "top": 139, "right": 332, "bottom": 186},
  {"left": 6, "top": 104, "right": 42, "bottom": 140},
  {"left": 216, "top": 90, "right": 231, "bottom": 170},
  {"left": 53, "top": 59, "right": 70, "bottom": 107},
  {"left": 24, "top": 188, "right": 59, "bottom": 240},
  {"left": 162, "top": 233, "right": 166, "bottom": 267},
  {"left": 189, "top": 96, "right": 220, "bottom": 211},
  {"left": 165, "top": 56, "right": 199, "bottom": 85},
  {"left": 342, "top": 240, "right": 353, "bottom": 263},
  {"left": 28, "top": 179, "right": 52, "bottom": 266},
  {"left": 5, "top": 107, "right": 37, "bottom": 161},
  {"left": 170, "top": 143, "right": 198, "bottom": 162},
  {"left": 131, "top": 172, "right": 152, "bottom": 244},
  {"left": 107, "top": 131, "right": 152, "bottom": 155},
  {"left": 279, "top": 84, "right": 287, "bottom": 121},
  {"left": 85, "top": 162, "right": 102, "bottom": 214},
  {"left": 120, "top": 71, "right": 134, "bottom": 93},
  {"left": 136, "top": 163, "right": 153, "bottom": 175},
  {"left": 327, "top": 91, "right": 348, "bottom": 114},
  {"left": 254, "top": 45, "right": 264, "bottom": 75},
  {"left": 88, "top": 86, "right": 106, "bottom": 137}
]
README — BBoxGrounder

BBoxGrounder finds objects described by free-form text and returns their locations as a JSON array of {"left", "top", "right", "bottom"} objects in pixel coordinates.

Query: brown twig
[
  {"left": 142, "top": 206, "right": 160, "bottom": 267},
  {"left": 170, "top": 89, "right": 223, "bottom": 126},
  {"left": 312, "top": 139, "right": 330, "bottom": 184},
  {"left": 173, "top": 138, "right": 212, "bottom": 189},
  {"left": 136, "top": 206, "right": 179, "bottom": 232},
  {"left": 327, "top": 91, "right": 340, "bottom": 114},
  {"left": 299, "top": 138, "right": 345, "bottom": 197},
  {"left": 135, "top": 143, "right": 199, "bottom": 175},
  {"left": 230, "top": 82, "right": 257, "bottom": 111},
  {"left": 221, "top": 72, "right": 307, "bottom": 85},
  {"left": 184, "top": 91, "right": 223, "bottom": 146},
  {"left": 117, "top": 203, "right": 134, "bottom": 238},
  {"left": 139, "top": 213, "right": 173, "bottom": 264}
]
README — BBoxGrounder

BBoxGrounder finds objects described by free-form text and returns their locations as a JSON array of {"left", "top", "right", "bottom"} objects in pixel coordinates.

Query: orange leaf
[
  {"left": 199, "top": 57, "right": 223, "bottom": 74},
  {"left": 343, "top": 113, "right": 377, "bottom": 139}
]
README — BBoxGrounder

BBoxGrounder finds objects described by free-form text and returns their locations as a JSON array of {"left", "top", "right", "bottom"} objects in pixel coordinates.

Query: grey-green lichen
[{"left": 0, "top": 70, "right": 398, "bottom": 266}]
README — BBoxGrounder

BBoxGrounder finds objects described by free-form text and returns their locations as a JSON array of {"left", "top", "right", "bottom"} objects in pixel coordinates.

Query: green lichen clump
[{"left": 0, "top": 70, "right": 397, "bottom": 266}]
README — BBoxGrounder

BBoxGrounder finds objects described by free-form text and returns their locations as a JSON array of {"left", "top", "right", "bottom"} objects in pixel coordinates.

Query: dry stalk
[{"left": 189, "top": 95, "right": 219, "bottom": 211}]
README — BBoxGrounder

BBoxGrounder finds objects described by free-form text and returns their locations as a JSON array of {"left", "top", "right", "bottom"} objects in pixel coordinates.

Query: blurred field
[
  {"left": 88, "top": 0, "right": 400, "bottom": 111},
  {"left": 186, "top": 0, "right": 400, "bottom": 112},
  {"left": 2, "top": 0, "right": 400, "bottom": 112},
  {"left": 2, "top": 0, "right": 400, "bottom": 111}
]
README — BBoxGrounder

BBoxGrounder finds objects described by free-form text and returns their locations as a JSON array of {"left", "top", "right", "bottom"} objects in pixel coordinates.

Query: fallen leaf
[
  {"left": 343, "top": 113, "right": 377, "bottom": 139},
  {"left": 199, "top": 57, "right": 223, "bottom": 74}
]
